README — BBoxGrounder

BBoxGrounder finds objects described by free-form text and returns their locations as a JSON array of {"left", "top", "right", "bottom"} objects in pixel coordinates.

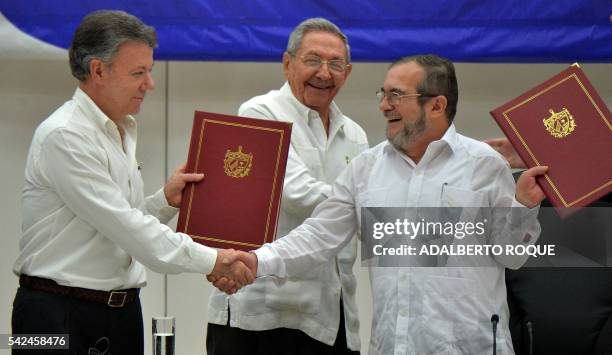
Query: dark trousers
[
  {"left": 207, "top": 301, "right": 360, "bottom": 355},
  {"left": 12, "top": 287, "right": 144, "bottom": 355}
]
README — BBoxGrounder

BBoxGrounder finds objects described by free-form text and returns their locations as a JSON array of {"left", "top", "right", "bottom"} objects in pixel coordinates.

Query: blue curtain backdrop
[{"left": 1, "top": 0, "right": 611, "bottom": 62}]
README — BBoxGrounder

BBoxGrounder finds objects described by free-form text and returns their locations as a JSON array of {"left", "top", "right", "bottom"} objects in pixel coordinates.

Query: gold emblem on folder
[
  {"left": 224, "top": 146, "right": 253, "bottom": 178},
  {"left": 543, "top": 108, "right": 576, "bottom": 138}
]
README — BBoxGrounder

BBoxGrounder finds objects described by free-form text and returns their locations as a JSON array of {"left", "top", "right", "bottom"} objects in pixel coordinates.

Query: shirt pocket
[
  {"left": 441, "top": 185, "right": 489, "bottom": 208},
  {"left": 264, "top": 277, "right": 322, "bottom": 315},
  {"left": 293, "top": 145, "right": 322, "bottom": 173}
]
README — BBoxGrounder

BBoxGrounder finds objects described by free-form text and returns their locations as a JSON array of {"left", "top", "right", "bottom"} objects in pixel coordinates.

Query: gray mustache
[{"left": 384, "top": 111, "right": 402, "bottom": 120}]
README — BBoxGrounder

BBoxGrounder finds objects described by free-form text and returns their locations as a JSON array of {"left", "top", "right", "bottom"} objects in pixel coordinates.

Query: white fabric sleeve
[
  {"left": 39, "top": 129, "right": 217, "bottom": 274},
  {"left": 254, "top": 165, "right": 357, "bottom": 278},
  {"left": 142, "top": 188, "right": 180, "bottom": 224},
  {"left": 486, "top": 159, "right": 541, "bottom": 269}
]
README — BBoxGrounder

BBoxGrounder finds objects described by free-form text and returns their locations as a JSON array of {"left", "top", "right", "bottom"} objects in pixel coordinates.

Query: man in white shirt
[
  {"left": 235, "top": 54, "right": 549, "bottom": 354},
  {"left": 12, "top": 10, "right": 252, "bottom": 355},
  {"left": 206, "top": 18, "right": 368, "bottom": 355}
]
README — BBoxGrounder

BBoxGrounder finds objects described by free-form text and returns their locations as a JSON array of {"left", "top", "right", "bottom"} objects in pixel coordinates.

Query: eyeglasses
[
  {"left": 376, "top": 89, "right": 435, "bottom": 106},
  {"left": 296, "top": 54, "right": 349, "bottom": 73}
]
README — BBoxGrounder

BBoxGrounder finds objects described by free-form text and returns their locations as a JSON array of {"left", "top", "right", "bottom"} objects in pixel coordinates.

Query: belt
[{"left": 19, "top": 275, "right": 139, "bottom": 308}]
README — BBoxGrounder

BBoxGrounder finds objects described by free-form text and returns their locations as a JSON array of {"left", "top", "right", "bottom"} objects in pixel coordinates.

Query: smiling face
[
  {"left": 380, "top": 62, "right": 429, "bottom": 150},
  {"left": 387, "top": 105, "right": 427, "bottom": 151},
  {"left": 283, "top": 31, "right": 351, "bottom": 119},
  {"left": 90, "top": 41, "right": 156, "bottom": 121}
]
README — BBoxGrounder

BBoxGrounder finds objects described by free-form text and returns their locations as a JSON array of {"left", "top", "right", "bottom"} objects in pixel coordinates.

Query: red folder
[
  {"left": 176, "top": 111, "right": 292, "bottom": 251},
  {"left": 490, "top": 64, "right": 612, "bottom": 217}
]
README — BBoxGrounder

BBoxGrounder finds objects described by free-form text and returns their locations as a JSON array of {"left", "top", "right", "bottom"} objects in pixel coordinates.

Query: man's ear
[
  {"left": 282, "top": 52, "right": 291, "bottom": 79},
  {"left": 343, "top": 63, "right": 352, "bottom": 81},
  {"left": 89, "top": 59, "right": 106, "bottom": 84},
  {"left": 428, "top": 95, "right": 448, "bottom": 119}
]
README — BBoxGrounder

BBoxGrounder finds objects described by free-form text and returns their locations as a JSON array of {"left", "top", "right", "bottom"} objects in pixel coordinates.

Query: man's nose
[
  {"left": 379, "top": 95, "right": 392, "bottom": 112},
  {"left": 144, "top": 71, "right": 155, "bottom": 90},
  {"left": 315, "top": 62, "right": 332, "bottom": 80}
]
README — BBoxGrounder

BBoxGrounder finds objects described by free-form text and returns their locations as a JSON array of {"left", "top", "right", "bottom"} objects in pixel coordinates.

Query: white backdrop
[{"left": 1, "top": 58, "right": 610, "bottom": 355}]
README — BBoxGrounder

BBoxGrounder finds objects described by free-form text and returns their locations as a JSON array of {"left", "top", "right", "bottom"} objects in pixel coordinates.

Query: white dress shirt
[
  {"left": 14, "top": 87, "right": 217, "bottom": 291},
  {"left": 208, "top": 82, "right": 368, "bottom": 349},
  {"left": 256, "top": 124, "right": 541, "bottom": 355}
]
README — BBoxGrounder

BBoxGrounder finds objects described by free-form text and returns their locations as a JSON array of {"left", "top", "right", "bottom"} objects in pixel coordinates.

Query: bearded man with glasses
[
  {"left": 235, "top": 54, "right": 550, "bottom": 355},
  {"left": 206, "top": 17, "right": 368, "bottom": 355}
]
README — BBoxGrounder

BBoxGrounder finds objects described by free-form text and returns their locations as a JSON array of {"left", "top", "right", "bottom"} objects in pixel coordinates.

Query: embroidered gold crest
[
  {"left": 223, "top": 146, "right": 253, "bottom": 178},
  {"left": 543, "top": 108, "right": 576, "bottom": 138}
]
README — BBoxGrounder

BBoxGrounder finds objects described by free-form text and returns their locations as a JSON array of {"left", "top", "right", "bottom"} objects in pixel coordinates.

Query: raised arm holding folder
[
  {"left": 490, "top": 64, "right": 612, "bottom": 217},
  {"left": 177, "top": 111, "right": 292, "bottom": 251}
]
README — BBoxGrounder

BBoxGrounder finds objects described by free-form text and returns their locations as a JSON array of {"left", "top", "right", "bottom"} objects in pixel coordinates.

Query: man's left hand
[
  {"left": 164, "top": 164, "right": 204, "bottom": 208},
  {"left": 516, "top": 166, "right": 548, "bottom": 208}
]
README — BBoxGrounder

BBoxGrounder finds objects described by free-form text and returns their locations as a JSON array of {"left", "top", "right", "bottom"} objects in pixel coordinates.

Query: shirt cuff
[
  {"left": 511, "top": 196, "right": 540, "bottom": 218},
  {"left": 509, "top": 197, "right": 540, "bottom": 242},
  {"left": 150, "top": 188, "right": 179, "bottom": 222},
  {"left": 188, "top": 240, "right": 218, "bottom": 274},
  {"left": 253, "top": 244, "right": 285, "bottom": 278},
  {"left": 511, "top": 196, "right": 523, "bottom": 208},
  {"left": 511, "top": 196, "right": 540, "bottom": 214}
]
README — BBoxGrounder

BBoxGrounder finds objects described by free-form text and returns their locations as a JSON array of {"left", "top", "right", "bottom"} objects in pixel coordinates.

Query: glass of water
[{"left": 152, "top": 317, "right": 175, "bottom": 355}]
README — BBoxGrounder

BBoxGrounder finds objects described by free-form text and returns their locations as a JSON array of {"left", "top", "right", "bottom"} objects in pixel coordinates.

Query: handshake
[{"left": 207, "top": 249, "right": 258, "bottom": 294}]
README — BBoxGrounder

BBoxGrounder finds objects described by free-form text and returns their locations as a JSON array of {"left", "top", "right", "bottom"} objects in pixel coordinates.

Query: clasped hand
[{"left": 207, "top": 249, "right": 258, "bottom": 295}]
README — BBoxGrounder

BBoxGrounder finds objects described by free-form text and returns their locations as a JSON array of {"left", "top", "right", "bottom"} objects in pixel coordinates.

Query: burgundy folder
[
  {"left": 177, "top": 111, "right": 292, "bottom": 251},
  {"left": 490, "top": 64, "right": 612, "bottom": 217}
]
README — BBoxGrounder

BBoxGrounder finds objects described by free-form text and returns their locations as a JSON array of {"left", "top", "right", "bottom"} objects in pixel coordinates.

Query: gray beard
[{"left": 388, "top": 110, "right": 426, "bottom": 151}]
